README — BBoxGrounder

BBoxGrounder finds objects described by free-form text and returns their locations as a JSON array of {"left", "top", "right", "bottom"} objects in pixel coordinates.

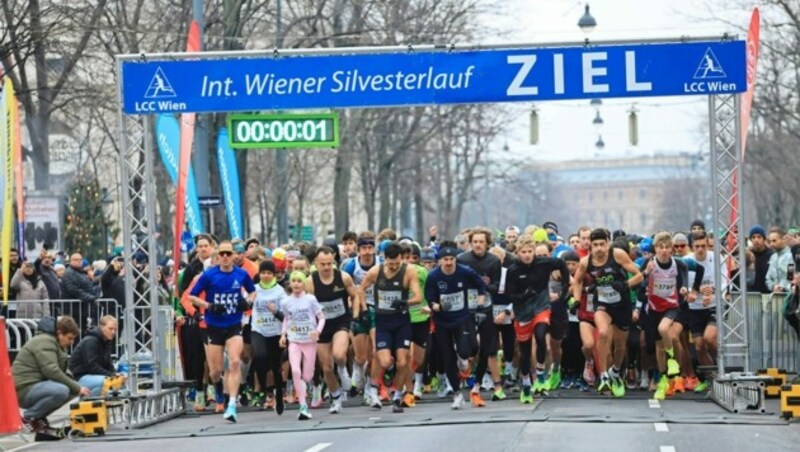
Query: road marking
[
  {"left": 648, "top": 399, "right": 661, "bottom": 408},
  {"left": 654, "top": 422, "right": 669, "bottom": 432},
  {"left": 304, "top": 443, "right": 332, "bottom": 452},
  {"left": 660, "top": 446, "right": 676, "bottom": 452}
]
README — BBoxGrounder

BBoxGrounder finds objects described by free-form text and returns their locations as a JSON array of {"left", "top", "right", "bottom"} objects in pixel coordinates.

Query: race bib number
[
  {"left": 212, "top": 292, "right": 238, "bottom": 315},
  {"left": 288, "top": 321, "right": 314, "bottom": 342},
  {"left": 493, "top": 304, "right": 512, "bottom": 324},
  {"left": 320, "top": 299, "right": 346, "bottom": 319},
  {"left": 467, "top": 289, "right": 478, "bottom": 310},
  {"left": 377, "top": 290, "right": 402, "bottom": 310},
  {"left": 364, "top": 286, "right": 376, "bottom": 306},
  {"left": 441, "top": 292, "right": 465, "bottom": 312},
  {"left": 597, "top": 285, "right": 621, "bottom": 304},
  {"left": 653, "top": 277, "right": 676, "bottom": 299},
  {"left": 254, "top": 305, "right": 280, "bottom": 335}
]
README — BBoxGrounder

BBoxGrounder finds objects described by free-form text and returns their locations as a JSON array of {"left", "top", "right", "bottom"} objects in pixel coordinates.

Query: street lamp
[
  {"left": 592, "top": 110, "right": 604, "bottom": 130},
  {"left": 628, "top": 105, "right": 639, "bottom": 146},
  {"left": 595, "top": 135, "right": 605, "bottom": 150},
  {"left": 577, "top": 4, "right": 597, "bottom": 34}
]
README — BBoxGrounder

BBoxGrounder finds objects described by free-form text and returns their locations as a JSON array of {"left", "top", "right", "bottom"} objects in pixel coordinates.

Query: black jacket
[
  {"left": 61, "top": 266, "right": 98, "bottom": 304},
  {"left": 35, "top": 259, "right": 62, "bottom": 300},
  {"left": 101, "top": 265, "right": 126, "bottom": 308},
  {"left": 68, "top": 327, "right": 115, "bottom": 379},
  {"left": 749, "top": 247, "right": 773, "bottom": 294}
]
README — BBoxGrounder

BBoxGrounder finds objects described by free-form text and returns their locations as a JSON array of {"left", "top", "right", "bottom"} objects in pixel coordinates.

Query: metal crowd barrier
[
  {"left": 4, "top": 298, "right": 124, "bottom": 360},
  {"left": 734, "top": 292, "right": 800, "bottom": 374}
]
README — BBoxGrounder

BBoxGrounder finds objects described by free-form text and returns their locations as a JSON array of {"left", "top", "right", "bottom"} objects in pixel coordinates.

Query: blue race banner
[
  {"left": 122, "top": 40, "right": 746, "bottom": 114},
  {"left": 155, "top": 114, "right": 205, "bottom": 235},
  {"left": 216, "top": 128, "right": 243, "bottom": 239}
]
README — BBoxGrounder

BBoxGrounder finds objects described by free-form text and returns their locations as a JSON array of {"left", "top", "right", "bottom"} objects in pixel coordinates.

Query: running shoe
[
  {"left": 413, "top": 382, "right": 424, "bottom": 400},
  {"left": 223, "top": 404, "right": 237, "bottom": 423},
  {"left": 533, "top": 380, "right": 548, "bottom": 395},
  {"left": 368, "top": 387, "right": 383, "bottom": 409},
  {"left": 187, "top": 388, "right": 196, "bottom": 402},
  {"left": 437, "top": 381, "right": 454, "bottom": 399},
  {"left": 583, "top": 362, "right": 596, "bottom": 386},
  {"left": 193, "top": 392, "right": 206, "bottom": 412},
  {"left": 560, "top": 374, "right": 575, "bottom": 389},
  {"left": 423, "top": 384, "right": 433, "bottom": 394},
  {"left": 694, "top": 380, "right": 709, "bottom": 393},
  {"left": 504, "top": 376, "right": 517, "bottom": 390},
  {"left": 672, "top": 377, "right": 686, "bottom": 394},
  {"left": 625, "top": 369, "right": 638, "bottom": 390},
  {"left": 597, "top": 376, "right": 611, "bottom": 394},
  {"left": 611, "top": 377, "right": 626, "bottom": 398},
  {"left": 379, "top": 384, "right": 390, "bottom": 403},
  {"left": 520, "top": 385, "right": 534, "bottom": 404},
  {"left": 492, "top": 387, "right": 507, "bottom": 401},
  {"left": 666, "top": 358, "right": 681, "bottom": 377},
  {"left": 481, "top": 374, "right": 494, "bottom": 391},
  {"left": 654, "top": 376, "right": 668, "bottom": 400},
  {"left": 451, "top": 392, "right": 466, "bottom": 410},
  {"left": 329, "top": 396, "right": 343, "bottom": 414},
  {"left": 276, "top": 389, "right": 285, "bottom": 415},
  {"left": 684, "top": 376, "right": 699, "bottom": 391},
  {"left": 206, "top": 384, "right": 216, "bottom": 404},
  {"left": 215, "top": 402, "right": 225, "bottom": 414},
  {"left": 339, "top": 369, "right": 352, "bottom": 396},
  {"left": 311, "top": 385, "right": 324, "bottom": 409},
  {"left": 430, "top": 375, "right": 440, "bottom": 391},
  {"left": 263, "top": 395, "right": 276, "bottom": 411},
  {"left": 546, "top": 370, "right": 561, "bottom": 391},
  {"left": 298, "top": 403, "right": 312, "bottom": 420},
  {"left": 250, "top": 391, "right": 266, "bottom": 408},
  {"left": 470, "top": 391, "right": 486, "bottom": 407},
  {"left": 666, "top": 378, "right": 676, "bottom": 397},
  {"left": 402, "top": 392, "right": 416, "bottom": 408},
  {"left": 579, "top": 378, "right": 590, "bottom": 392},
  {"left": 392, "top": 398, "right": 404, "bottom": 413},
  {"left": 639, "top": 372, "right": 651, "bottom": 391}
]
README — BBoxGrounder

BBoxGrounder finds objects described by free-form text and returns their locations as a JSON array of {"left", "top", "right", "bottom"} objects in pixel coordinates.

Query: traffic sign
[
  {"left": 228, "top": 113, "right": 339, "bottom": 149},
  {"left": 120, "top": 40, "right": 746, "bottom": 115},
  {"left": 197, "top": 195, "right": 222, "bottom": 208}
]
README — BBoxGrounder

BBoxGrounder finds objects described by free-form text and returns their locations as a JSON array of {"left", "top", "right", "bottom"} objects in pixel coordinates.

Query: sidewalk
[{"left": 0, "top": 399, "right": 74, "bottom": 451}]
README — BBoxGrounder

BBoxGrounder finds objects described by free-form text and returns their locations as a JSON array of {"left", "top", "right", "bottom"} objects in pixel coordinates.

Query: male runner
[
  {"left": 342, "top": 232, "right": 377, "bottom": 397},
  {"left": 401, "top": 243, "right": 430, "bottom": 404},
  {"left": 189, "top": 241, "right": 257, "bottom": 422},
  {"left": 457, "top": 228, "right": 502, "bottom": 406},
  {"left": 572, "top": 229, "right": 643, "bottom": 398},
  {"left": 306, "top": 246, "right": 359, "bottom": 414},
  {"left": 425, "top": 241, "right": 486, "bottom": 410},
  {"left": 359, "top": 243, "right": 422, "bottom": 413}
]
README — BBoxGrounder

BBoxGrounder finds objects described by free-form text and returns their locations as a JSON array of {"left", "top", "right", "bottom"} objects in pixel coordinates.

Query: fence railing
[
  {"left": 4, "top": 298, "right": 124, "bottom": 360},
  {"left": 734, "top": 292, "right": 800, "bottom": 374}
]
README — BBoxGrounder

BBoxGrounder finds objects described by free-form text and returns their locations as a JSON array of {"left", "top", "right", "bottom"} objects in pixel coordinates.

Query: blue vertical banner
[
  {"left": 155, "top": 114, "right": 205, "bottom": 235},
  {"left": 216, "top": 128, "right": 243, "bottom": 239}
]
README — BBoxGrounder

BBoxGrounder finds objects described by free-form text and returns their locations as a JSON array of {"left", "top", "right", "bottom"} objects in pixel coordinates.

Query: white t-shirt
[{"left": 281, "top": 293, "right": 323, "bottom": 343}]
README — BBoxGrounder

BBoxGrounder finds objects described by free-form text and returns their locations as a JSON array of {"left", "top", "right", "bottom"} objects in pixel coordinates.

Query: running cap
[
  {"left": 532, "top": 228, "right": 549, "bottom": 243},
  {"left": 691, "top": 219, "right": 706, "bottom": 230},
  {"left": 410, "top": 244, "right": 421, "bottom": 258},
  {"left": 438, "top": 247, "right": 459, "bottom": 259},
  {"left": 505, "top": 225, "right": 520, "bottom": 234},
  {"left": 672, "top": 232, "right": 689, "bottom": 244},
  {"left": 259, "top": 260, "right": 276, "bottom": 274},
  {"left": 289, "top": 271, "right": 307, "bottom": 283},
  {"left": 560, "top": 250, "right": 580, "bottom": 262},
  {"left": 357, "top": 237, "right": 375, "bottom": 247},
  {"left": 639, "top": 238, "right": 654, "bottom": 254},
  {"left": 542, "top": 221, "right": 559, "bottom": 234}
]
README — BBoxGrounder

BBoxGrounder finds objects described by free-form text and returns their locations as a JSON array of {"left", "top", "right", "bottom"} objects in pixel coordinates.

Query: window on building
[
  {"left": 639, "top": 189, "right": 647, "bottom": 200},
  {"left": 618, "top": 190, "right": 624, "bottom": 200}
]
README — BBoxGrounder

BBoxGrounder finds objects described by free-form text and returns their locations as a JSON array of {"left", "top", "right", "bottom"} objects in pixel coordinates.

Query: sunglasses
[
  {"left": 693, "top": 244, "right": 707, "bottom": 249},
  {"left": 219, "top": 251, "right": 234, "bottom": 257},
  {"left": 674, "top": 244, "right": 687, "bottom": 249}
]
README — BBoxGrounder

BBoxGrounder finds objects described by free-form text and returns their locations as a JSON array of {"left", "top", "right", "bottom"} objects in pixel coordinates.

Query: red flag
[
  {"left": 727, "top": 9, "right": 759, "bottom": 260},
  {"left": 173, "top": 21, "right": 200, "bottom": 287}
]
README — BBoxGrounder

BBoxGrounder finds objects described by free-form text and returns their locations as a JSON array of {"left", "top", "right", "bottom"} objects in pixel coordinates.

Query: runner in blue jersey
[{"left": 189, "top": 241, "right": 256, "bottom": 423}]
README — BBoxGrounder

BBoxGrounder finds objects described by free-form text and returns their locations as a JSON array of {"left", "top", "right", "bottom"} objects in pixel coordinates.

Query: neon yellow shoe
[
  {"left": 654, "top": 376, "right": 668, "bottom": 400},
  {"left": 666, "top": 358, "right": 680, "bottom": 377}
]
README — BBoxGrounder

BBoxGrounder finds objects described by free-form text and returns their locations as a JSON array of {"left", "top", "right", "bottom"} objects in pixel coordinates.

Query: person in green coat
[{"left": 12, "top": 315, "right": 90, "bottom": 433}]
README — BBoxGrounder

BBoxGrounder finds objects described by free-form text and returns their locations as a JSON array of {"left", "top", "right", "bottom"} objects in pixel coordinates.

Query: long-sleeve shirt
[
  {"left": 425, "top": 264, "right": 485, "bottom": 329},
  {"left": 506, "top": 257, "right": 569, "bottom": 323},
  {"left": 281, "top": 293, "right": 325, "bottom": 343}
]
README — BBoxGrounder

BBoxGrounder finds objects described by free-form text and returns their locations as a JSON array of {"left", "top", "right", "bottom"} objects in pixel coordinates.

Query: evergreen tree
[{"left": 64, "top": 173, "right": 106, "bottom": 259}]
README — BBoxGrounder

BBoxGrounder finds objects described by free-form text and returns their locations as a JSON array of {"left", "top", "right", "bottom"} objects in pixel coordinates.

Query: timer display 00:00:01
[{"left": 233, "top": 119, "right": 333, "bottom": 144}]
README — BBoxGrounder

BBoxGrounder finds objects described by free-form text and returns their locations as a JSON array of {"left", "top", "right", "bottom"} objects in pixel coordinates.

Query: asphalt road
[{"left": 15, "top": 392, "right": 799, "bottom": 452}]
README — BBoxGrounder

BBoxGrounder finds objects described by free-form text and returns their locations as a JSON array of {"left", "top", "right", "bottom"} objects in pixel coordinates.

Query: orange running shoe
[
  {"left": 672, "top": 377, "right": 686, "bottom": 394},
  {"left": 665, "top": 378, "right": 676, "bottom": 397},
  {"left": 684, "top": 376, "right": 699, "bottom": 391},
  {"left": 402, "top": 392, "right": 416, "bottom": 408},
  {"left": 470, "top": 391, "right": 486, "bottom": 407},
  {"left": 379, "top": 384, "right": 390, "bottom": 403},
  {"left": 264, "top": 396, "right": 276, "bottom": 411},
  {"left": 215, "top": 402, "right": 225, "bottom": 413}
]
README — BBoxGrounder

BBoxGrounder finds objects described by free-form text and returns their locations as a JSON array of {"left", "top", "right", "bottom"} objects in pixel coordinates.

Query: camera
[{"left": 788, "top": 263, "right": 795, "bottom": 282}]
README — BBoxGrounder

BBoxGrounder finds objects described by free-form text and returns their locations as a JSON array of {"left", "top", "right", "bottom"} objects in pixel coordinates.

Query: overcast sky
[{"left": 481, "top": 0, "right": 756, "bottom": 162}]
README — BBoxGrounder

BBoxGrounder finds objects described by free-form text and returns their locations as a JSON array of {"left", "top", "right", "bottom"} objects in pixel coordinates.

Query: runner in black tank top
[
  {"left": 306, "top": 246, "right": 359, "bottom": 414},
  {"left": 572, "top": 229, "right": 642, "bottom": 398}
]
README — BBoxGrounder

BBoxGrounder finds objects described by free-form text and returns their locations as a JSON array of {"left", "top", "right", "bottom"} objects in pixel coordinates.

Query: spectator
[
  {"left": 60, "top": 253, "right": 99, "bottom": 326},
  {"left": 53, "top": 263, "right": 66, "bottom": 280},
  {"left": 748, "top": 225, "right": 772, "bottom": 294},
  {"left": 766, "top": 227, "right": 793, "bottom": 294},
  {"left": 12, "top": 316, "right": 90, "bottom": 438},
  {"left": 10, "top": 259, "right": 50, "bottom": 319},
  {"left": 101, "top": 256, "right": 126, "bottom": 331},
  {"left": 35, "top": 249, "right": 62, "bottom": 300},
  {"left": 0, "top": 247, "right": 23, "bottom": 317},
  {"left": 68, "top": 315, "right": 122, "bottom": 396}
]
